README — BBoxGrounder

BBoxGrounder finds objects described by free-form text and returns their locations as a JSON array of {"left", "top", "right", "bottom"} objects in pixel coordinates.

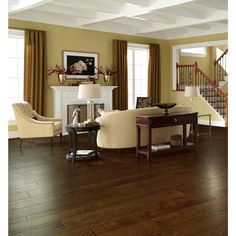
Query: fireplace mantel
[{"left": 51, "top": 85, "right": 117, "bottom": 132}]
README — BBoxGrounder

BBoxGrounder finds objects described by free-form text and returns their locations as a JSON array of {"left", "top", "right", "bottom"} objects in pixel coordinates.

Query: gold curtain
[
  {"left": 113, "top": 40, "right": 128, "bottom": 110},
  {"left": 148, "top": 44, "right": 160, "bottom": 104},
  {"left": 24, "top": 29, "right": 47, "bottom": 115}
]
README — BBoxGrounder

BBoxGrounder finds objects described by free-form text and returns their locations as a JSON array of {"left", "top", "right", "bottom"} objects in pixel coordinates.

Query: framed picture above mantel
[{"left": 63, "top": 51, "right": 98, "bottom": 79}]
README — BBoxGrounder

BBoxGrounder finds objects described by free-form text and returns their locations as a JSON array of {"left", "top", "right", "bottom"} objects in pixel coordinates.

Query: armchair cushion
[{"left": 12, "top": 102, "right": 62, "bottom": 139}]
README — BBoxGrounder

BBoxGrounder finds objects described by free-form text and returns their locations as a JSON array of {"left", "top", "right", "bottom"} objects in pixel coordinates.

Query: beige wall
[
  {"left": 180, "top": 47, "right": 212, "bottom": 78},
  {"left": 9, "top": 19, "right": 170, "bottom": 131},
  {"left": 8, "top": 19, "right": 228, "bottom": 131}
]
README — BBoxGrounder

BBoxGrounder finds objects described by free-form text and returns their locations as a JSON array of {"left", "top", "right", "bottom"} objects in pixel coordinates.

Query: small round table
[{"left": 65, "top": 123, "right": 100, "bottom": 161}]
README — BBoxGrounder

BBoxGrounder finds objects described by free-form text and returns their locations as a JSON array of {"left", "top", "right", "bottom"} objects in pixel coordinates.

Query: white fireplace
[{"left": 50, "top": 85, "right": 117, "bottom": 132}]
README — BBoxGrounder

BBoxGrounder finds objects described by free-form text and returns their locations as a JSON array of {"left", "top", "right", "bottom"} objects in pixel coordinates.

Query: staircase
[
  {"left": 214, "top": 49, "right": 228, "bottom": 87},
  {"left": 176, "top": 49, "right": 228, "bottom": 126}
]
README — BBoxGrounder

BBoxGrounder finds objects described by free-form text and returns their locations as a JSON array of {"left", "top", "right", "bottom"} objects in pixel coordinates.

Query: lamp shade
[
  {"left": 78, "top": 84, "right": 101, "bottom": 100},
  {"left": 184, "top": 86, "right": 200, "bottom": 97}
]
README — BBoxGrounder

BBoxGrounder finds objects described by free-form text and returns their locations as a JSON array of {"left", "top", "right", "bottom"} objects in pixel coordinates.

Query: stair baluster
[{"left": 176, "top": 62, "right": 228, "bottom": 126}]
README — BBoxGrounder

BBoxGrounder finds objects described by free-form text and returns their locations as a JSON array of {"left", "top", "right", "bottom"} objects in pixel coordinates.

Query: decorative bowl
[{"left": 155, "top": 103, "right": 177, "bottom": 115}]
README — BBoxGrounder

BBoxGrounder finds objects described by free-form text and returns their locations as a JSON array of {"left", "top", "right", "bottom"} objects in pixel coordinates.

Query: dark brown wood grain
[{"left": 9, "top": 125, "right": 227, "bottom": 235}]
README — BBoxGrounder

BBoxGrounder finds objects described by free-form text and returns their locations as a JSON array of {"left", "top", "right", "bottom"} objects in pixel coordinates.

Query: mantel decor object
[
  {"left": 155, "top": 103, "right": 177, "bottom": 116},
  {"left": 104, "top": 75, "right": 111, "bottom": 84},
  {"left": 95, "top": 66, "right": 117, "bottom": 85},
  {"left": 58, "top": 74, "right": 66, "bottom": 85}
]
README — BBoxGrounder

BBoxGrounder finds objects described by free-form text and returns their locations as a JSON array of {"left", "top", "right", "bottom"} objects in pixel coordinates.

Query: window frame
[
  {"left": 8, "top": 29, "right": 25, "bottom": 124},
  {"left": 180, "top": 47, "right": 207, "bottom": 58},
  {"left": 128, "top": 43, "right": 149, "bottom": 109}
]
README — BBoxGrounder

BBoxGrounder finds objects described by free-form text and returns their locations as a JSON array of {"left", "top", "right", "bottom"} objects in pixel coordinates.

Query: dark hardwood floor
[{"left": 9, "top": 126, "right": 227, "bottom": 235}]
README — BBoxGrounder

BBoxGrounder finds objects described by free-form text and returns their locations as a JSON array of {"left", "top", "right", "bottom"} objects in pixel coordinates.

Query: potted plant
[
  {"left": 48, "top": 64, "right": 67, "bottom": 85},
  {"left": 95, "top": 66, "right": 117, "bottom": 84}
]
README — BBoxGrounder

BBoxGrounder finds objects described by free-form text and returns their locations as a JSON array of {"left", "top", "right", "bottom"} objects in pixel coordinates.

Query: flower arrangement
[
  {"left": 95, "top": 66, "right": 117, "bottom": 76},
  {"left": 48, "top": 61, "right": 88, "bottom": 76},
  {"left": 48, "top": 64, "right": 67, "bottom": 75}
]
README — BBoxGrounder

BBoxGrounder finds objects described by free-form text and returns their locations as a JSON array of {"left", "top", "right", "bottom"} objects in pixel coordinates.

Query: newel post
[
  {"left": 194, "top": 62, "right": 198, "bottom": 86},
  {"left": 176, "top": 62, "right": 179, "bottom": 90}
]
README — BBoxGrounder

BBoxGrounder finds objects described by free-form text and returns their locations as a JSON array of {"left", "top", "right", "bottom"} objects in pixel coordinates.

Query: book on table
[
  {"left": 66, "top": 150, "right": 94, "bottom": 160},
  {"left": 151, "top": 144, "right": 171, "bottom": 151},
  {"left": 76, "top": 150, "right": 94, "bottom": 155}
]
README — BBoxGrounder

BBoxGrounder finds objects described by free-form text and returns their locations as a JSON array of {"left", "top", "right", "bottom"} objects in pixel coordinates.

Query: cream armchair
[{"left": 12, "top": 102, "right": 62, "bottom": 146}]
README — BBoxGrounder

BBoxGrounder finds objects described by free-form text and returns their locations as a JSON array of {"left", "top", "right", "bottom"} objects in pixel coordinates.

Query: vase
[
  {"left": 104, "top": 75, "right": 111, "bottom": 85},
  {"left": 58, "top": 74, "right": 66, "bottom": 85}
]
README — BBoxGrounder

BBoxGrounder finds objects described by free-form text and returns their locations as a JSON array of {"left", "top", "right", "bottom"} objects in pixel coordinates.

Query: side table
[{"left": 65, "top": 123, "right": 100, "bottom": 161}]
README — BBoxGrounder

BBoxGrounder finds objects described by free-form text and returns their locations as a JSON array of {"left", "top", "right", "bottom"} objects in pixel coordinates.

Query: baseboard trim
[
  {"left": 8, "top": 131, "right": 19, "bottom": 139},
  {"left": 198, "top": 119, "right": 226, "bottom": 127},
  {"left": 8, "top": 131, "right": 68, "bottom": 139}
]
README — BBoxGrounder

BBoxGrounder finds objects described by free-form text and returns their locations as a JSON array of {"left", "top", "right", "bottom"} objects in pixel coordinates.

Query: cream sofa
[{"left": 96, "top": 105, "right": 192, "bottom": 149}]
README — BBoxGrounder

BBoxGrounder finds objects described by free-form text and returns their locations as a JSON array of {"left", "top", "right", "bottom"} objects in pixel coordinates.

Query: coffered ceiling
[{"left": 8, "top": 0, "right": 228, "bottom": 40}]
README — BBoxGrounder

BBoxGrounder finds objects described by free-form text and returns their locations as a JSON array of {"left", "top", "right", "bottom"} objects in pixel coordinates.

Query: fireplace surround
[{"left": 51, "top": 85, "right": 117, "bottom": 133}]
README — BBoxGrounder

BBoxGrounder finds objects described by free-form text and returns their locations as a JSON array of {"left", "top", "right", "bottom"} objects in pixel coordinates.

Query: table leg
[
  {"left": 183, "top": 124, "right": 186, "bottom": 146},
  {"left": 72, "top": 130, "right": 77, "bottom": 161},
  {"left": 209, "top": 114, "right": 212, "bottom": 137},
  {"left": 136, "top": 126, "right": 140, "bottom": 158},
  {"left": 147, "top": 127, "right": 152, "bottom": 162},
  {"left": 193, "top": 122, "right": 198, "bottom": 150},
  {"left": 89, "top": 130, "right": 99, "bottom": 159}
]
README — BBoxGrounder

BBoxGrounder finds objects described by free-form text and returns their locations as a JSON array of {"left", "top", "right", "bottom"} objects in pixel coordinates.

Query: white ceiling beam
[
  {"left": 195, "top": 0, "right": 228, "bottom": 10},
  {"left": 160, "top": 6, "right": 207, "bottom": 19},
  {"left": 36, "top": 4, "right": 98, "bottom": 19},
  {"left": 85, "top": 21, "right": 144, "bottom": 36},
  {"left": 55, "top": 0, "right": 122, "bottom": 14},
  {"left": 8, "top": 0, "right": 55, "bottom": 14},
  {"left": 138, "top": 12, "right": 176, "bottom": 24},
  {"left": 138, "top": 13, "right": 227, "bottom": 34},
  {"left": 190, "top": 23, "right": 211, "bottom": 30},
  {"left": 9, "top": 9, "right": 83, "bottom": 28},
  {"left": 112, "top": 17, "right": 154, "bottom": 29},
  {"left": 81, "top": 0, "right": 195, "bottom": 26},
  {"left": 117, "top": 0, "right": 150, "bottom": 7}
]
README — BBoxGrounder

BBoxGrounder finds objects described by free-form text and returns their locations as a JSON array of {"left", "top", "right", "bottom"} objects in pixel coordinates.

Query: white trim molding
[
  {"left": 8, "top": 131, "right": 19, "bottom": 139},
  {"left": 172, "top": 39, "right": 228, "bottom": 90}
]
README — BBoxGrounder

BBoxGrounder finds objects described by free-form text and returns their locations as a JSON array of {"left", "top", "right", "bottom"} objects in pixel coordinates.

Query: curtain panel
[
  {"left": 24, "top": 29, "right": 47, "bottom": 115},
  {"left": 113, "top": 40, "right": 128, "bottom": 110},
  {"left": 148, "top": 44, "right": 160, "bottom": 104}
]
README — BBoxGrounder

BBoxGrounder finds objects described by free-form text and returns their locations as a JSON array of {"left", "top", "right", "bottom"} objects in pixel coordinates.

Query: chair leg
[
  {"left": 60, "top": 133, "right": 62, "bottom": 142},
  {"left": 20, "top": 139, "right": 23, "bottom": 148},
  {"left": 51, "top": 137, "right": 54, "bottom": 147}
]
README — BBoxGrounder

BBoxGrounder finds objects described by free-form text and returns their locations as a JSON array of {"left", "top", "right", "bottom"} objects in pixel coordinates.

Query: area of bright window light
[
  {"left": 180, "top": 47, "right": 207, "bottom": 57},
  {"left": 8, "top": 29, "right": 24, "bottom": 122},
  {"left": 128, "top": 43, "right": 149, "bottom": 109}
]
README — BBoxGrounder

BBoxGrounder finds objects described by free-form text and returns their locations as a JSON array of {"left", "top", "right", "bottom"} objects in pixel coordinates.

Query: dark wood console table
[
  {"left": 65, "top": 123, "right": 100, "bottom": 162},
  {"left": 136, "top": 112, "right": 198, "bottom": 161}
]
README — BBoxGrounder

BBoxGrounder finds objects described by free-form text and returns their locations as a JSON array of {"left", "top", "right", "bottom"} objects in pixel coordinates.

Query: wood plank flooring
[{"left": 9, "top": 126, "right": 227, "bottom": 235}]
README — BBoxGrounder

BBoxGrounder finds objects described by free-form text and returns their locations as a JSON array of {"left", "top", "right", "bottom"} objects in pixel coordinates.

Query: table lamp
[
  {"left": 184, "top": 86, "right": 200, "bottom": 112},
  {"left": 78, "top": 84, "right": 101, "bottom": 122}
]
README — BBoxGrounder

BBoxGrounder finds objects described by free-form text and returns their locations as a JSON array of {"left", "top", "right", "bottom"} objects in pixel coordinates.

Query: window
[
  {"left": 180, "top": 47, "right": 206, "bottom": 57},
  {"left": 8, "top": 29, "right": 24, "bottom": 122},
  {"left": 128, "top": 43, "right": 149, "bottom": 109}
]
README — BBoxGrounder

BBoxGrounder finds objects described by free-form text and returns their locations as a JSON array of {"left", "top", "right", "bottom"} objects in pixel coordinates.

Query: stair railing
[
  {"left": 176, "top": 62, "right": 228, "bottom": 125},
  {"left": 214, "top": 49, "right": 228, "bottom": 86},
  {"left": 176, "top": 62, "right": 196, "bottom": 90}
]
